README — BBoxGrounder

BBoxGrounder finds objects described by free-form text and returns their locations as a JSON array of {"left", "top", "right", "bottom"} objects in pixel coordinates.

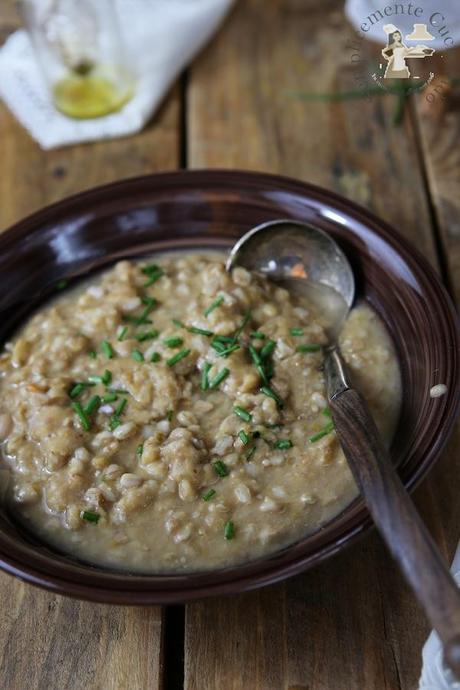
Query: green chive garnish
[
  {"left": 233, "top": 310, "right": 251, "bottom": 339},
  {"left": 109, "top": 388, "right": 129, "bottom": 395},
  {"left": 204, "top": 295, "right": 224, "bottom": 317},
  {"left": 296, "top": 344, "right": 322, "bottom": 353},
  {"left": 102, "top": 369, "right": 112, "bottom": 385},
  {"left": 81, "top": 510, "right": 100, "bottom": 523},
  {"left": 238, "top": 430, "right": 250, "bottom": 445},
  {"left": 135, "top": 330, "right": 159, "bottom": 342},
  {"left": 150, "top": 352, "right": 161, "bottom": 363},
  {"left": 248, "top": 345, "right": 262, "bottom": 366},
  {"left": 136, "top": 443, "right": 144, "bottom": 457},
  {"left": 217, "top": 344, "right": 241, "bottom": 358},
  {"left": 188, "top": 326, "right": 214, "bottom": 336},
  {"left": 88, "top": 350, "right": 97, "bottom": 359},
  {"left": 166, "top": 348, "right": 191, "bottom": 367},
  {"left": 250, "top": 332, "right": 266, "bottom": 340},
  {"left": 115, "top": 398, "right": 127, "bottom": 417},
  {"left": 245, "top": 446, "right": 256, "bottom": 461},
  {"left": 124, "top": 297, "right": 157, "bottom": 326},
  {"left": 109, "top": 398, "right": 127, "bottom": 431},
  {"left": 202, "top": 489, "right": 216, "bottom": 501},
  {"left": 234, "top": 406, "right": 252, "bottom": 423},
  {"left": 69, "top": 383, "right": 85, "bottom": 398},
  {"left": 289, "top": 327, "right": 304, "bottom": 336},
  {"left": 224, "top": 521, "right": 235, "bottom": 540},
  {"left": 260, "top": 339, "right": 276, "bottom": 359},
  {"left": 163, "top": 336, "right": 184, "bottom": 348},
  {"left": 102, "top": 392, "right": 118, "bottom": 403},
  {"left": 309, "top": 421, "right": 334, "bottom": 443},
  {"left": 142, "top": 264, "right": 164, "bottom": 286},
  {"left": 117, "top": 326, "right": 128, "bottom": 341},
  {"left": 213, "top": 460, "right": 229, "bottom": 477},
  {"left": 71, "top": 402, "right": 91, "bottom": 431},
  {"left": 260, "top": 385, "right": 284, "bottom": 408},
  {"left": 101, "top": 340, "right": 114, "bottom": 359},
  {"left": 132, "top": 349, "right": 144, "bottom": 362},
  {"left": 167, "top": 410, "right": 174, "bottom": 422},
  {"left": 265, "top": 423, "right": 284, "bottom": 429},
  {"left": 273, "top": 439, "right": 293, "bottom": 449},
  {"left": 201, "top": 362, "right": 212, "bottom": 391},
  {"left": 323, "top": 407, "right": 332, "bottom": 418},
  {"left": 172, "top": 319, "right": 184, "bottom": 328},
  {"left": 84, "top": 395, "right": 101, "bottom": 415},
  {"left": 209, "top": 367, "right": 230, "bottom": 389}
]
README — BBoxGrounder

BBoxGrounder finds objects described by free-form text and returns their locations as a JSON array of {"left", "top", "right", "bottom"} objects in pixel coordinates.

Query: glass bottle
[{"left": 20, "top": 0, "right": 134, "bottom": 119}]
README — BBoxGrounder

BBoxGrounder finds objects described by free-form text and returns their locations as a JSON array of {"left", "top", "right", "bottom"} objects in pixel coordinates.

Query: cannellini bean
[
  {"left": 174, "top": 525, "right": 192, "bottom": 543},
  {"left": 234, "top": 484, "right": 251, "bottom": 503},
  {"left": 260, "top": 497, "right": 278, "bottom": 512},
  {"left": 178, "top": 478, "right": 195, "bottom": 501},
  {"left": 113, "top": 422, "right": 136, "bottom": 440}
]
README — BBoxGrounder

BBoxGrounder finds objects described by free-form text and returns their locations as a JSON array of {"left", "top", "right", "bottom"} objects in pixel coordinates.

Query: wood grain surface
[{"left": 0, "top": 0, "right": 459, "bottom": 688}]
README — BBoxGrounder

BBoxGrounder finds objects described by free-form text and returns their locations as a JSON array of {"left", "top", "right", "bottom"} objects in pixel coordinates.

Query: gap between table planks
[{"left": 184, "top": 2, "right": 460, "bottom": 689}]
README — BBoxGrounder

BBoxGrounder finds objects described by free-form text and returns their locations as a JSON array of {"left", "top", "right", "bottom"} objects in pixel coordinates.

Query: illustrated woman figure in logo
[{"left": 382, "top": 23, "right": 434, "bottom": 79}]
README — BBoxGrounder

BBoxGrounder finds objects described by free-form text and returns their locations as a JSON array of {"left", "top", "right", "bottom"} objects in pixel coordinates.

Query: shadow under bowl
[{"left": 0, "top": 169, "right": 458, "bottom": 604}]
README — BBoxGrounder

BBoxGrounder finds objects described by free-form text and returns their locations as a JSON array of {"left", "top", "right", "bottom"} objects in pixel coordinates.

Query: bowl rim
[{"left": 0, "top": 168, "right": 458, "bottom": 604}]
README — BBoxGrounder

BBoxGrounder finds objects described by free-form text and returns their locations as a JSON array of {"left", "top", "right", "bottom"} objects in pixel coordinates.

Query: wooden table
[{"left": 1, "top": 2, "right": 459, "bottom": 688}]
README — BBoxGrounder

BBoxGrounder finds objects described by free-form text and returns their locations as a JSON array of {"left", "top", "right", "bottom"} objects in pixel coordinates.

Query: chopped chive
[
  {"left": 115, "top": 398, "right": 127, "bottom": 417},
  {"left": 224, "top": 520, "right": 235, "bottom": 540},
  {"left": 209, "top": 367, "right": 230, "bottom": 389},
  {"left": 102, "top": 369, "right": 112, "bottom": 385},
  {"left": 289, "top": 327, "right": 304, "bottom": 336},
  {"left": 123, "top": 315, "right": 153, "bottom": 325},
  {"left": 150, "top": 352, "right": 161, "bottom": 363},
  {"left": 212, "top": 335, "right": 234, "bottom": 344},
  {"left": 309, "top": 421, "right": 335, "bottom": 443},
  {"left": 88, "top": 350, "right": 97, "bottom": 359},
  {"left": 217, "top": 344, "right": 241, "bottom": 358},
  {"left": 117, "top": 326, "right": 128, "bottom": 342},
  {"left": 102, "top": 392, "right": 118, "bottom": 403},
  {"left": 109, "top": 417, "right": 121, "bottom": 431},
  {"left": 188, "top": 326, "right": 214, "bottom": 336},
  {"left": 172, "top": 319, "right": 185, "bottom": 328},
  {"left": 210, "top": 340, "right": 227, "bottom": 354},
  {"left": 163, "top": 336, "right": 184, "bottom": 348},
  {"left": 204, "top": 295, "right": 224, "bottom": 317},
  {"left": 233, "top": 310, "right": 251, "bottom": 339},
  {"left": 238, "top": 430, "right": 250, "bottom": 445},
  {"left": 296, "top": 344, "right": 322, "bottom": 353},
  {"left": 256, "top": 363, "right": 270, "bottom": 387},
  {"left": 142, "top": 263, "right": 163, "bottom": 276},
  {"left": 136, "top": 443, "right": 144, "bottom": 457},
  {"left": 126, "top": 297, "right": 158, "bottom": 326},
  {"left": 248, "top": 345, "right": 262, "bottom": 366},
  {"left": 69, "top": 383, "right": 85, "bottom": 398},
  {"left": 213, "top": 460, "right": 229, "bottom": 477},
  {"left": 265, "top": 423, "right": 284, "bottom": 429},
  {"left": 166, "top": 348, "right": 191, "bottom": 367},
  {"left": 88, "top": 375, "right": 104, "bottom": 384},
  {"left": 167, "top": 410, "right": 174, "bottom": 422},
  {"left": 81, "top": 510, "right": 100, "bottom": 524},
  {"left": 202, "top": 489, "right": 216, "bottom": 502},
  {"left": 135, "top": 330, "right": 159, "bottom": 342},
  {"left": 260, "top": 385, "right": 284, "bottom": 408},
  {"left": 245, "top": 446, "right": 256, "bottom": 461},
  {"left": 201, "top": 362, "right": 212, "bottom": 391},
  {"left": 132, "top": 349, "right": 144, "bottom": 362},
  {"left": 323, "top": 407, "right": 332, "bottom": 418},
  {"left": 56, "top": 279, "right": 68, "bottom": 290},
  {"left": 260, "top": 339, "right": 276, "bottom": 359},
  {"left": 71, "top": 402, "right": 91, "bottom": 431},
  {"left": 250, "top": 331, "right": 266, "bottom": 340},
  {"left": 142, "top": 265, "right": 164, "bottom": 286},
  {"left": 101, "top": 340, "right": 114, "bottom": 359},
  {"left": 273, "top": 439, "right": 293, "bottom": 450},
  {"left": 234, "top": 406, "right": 252, "bottom": 423},
  {"left": 109, "top": 388, "right": 129, "bottom": 395},
  {"left": 84, "top": 395, "right": 101, "bottom": 415}
]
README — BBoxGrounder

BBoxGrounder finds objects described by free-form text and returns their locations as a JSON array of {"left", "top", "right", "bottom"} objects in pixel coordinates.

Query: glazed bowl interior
[{"left": 0, "top": 170, "right": 457, "bottom": 604}]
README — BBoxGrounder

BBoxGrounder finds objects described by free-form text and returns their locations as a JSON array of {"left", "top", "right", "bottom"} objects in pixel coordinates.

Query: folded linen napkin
[{"left": 0, "top": 0, "right": 235, "bottom": 149}]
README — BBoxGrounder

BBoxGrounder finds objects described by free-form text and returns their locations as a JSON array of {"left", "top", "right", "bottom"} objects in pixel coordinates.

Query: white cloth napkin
[{"left": 0, "top": 0, "right": 235, "bottom": 149}]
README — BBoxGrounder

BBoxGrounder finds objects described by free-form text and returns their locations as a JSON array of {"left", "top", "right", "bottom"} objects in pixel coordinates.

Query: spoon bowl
[{"left": 226, "top": 219, "right": 355, "bottom": 339}]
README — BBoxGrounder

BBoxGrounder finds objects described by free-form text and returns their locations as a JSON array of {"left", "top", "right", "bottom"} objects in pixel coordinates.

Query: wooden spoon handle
[{"left": 330, "top": 386, "right": 460, "bottom": 679}]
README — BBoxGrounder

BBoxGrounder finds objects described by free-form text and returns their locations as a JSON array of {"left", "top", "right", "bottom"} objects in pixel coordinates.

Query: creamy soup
[{"left": 0, "top": 253, "right": 401, "bottom": 572}]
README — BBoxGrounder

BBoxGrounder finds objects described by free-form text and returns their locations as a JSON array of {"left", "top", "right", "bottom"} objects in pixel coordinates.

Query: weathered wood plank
[
  {"left": 185, "top": 2, "right": 455, "bottom": 689},
  {"left": 0, "top": 5, "right": 181, "bottom": 689}
]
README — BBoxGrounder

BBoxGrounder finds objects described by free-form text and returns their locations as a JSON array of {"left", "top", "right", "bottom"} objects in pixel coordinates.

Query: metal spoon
[{"left": 227, "top": 219, "right": 460, "bottom": 679}]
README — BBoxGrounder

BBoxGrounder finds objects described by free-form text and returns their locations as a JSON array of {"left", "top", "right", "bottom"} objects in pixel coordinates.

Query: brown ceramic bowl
[{"left": 0, "top": 170, "right": 458, "bottom": 604}]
